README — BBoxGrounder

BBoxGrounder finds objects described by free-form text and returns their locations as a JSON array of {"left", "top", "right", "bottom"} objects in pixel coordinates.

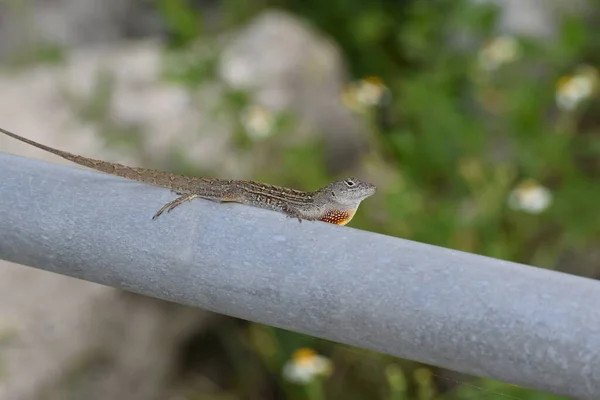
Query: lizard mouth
[{"left": 365, "top": 184, "right": 377, "bottom": 197}]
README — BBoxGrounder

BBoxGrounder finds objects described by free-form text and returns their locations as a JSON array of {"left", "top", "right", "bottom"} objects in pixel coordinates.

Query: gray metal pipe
[{"left": 0, "top": 153, "right": 599, "bottom": 398}]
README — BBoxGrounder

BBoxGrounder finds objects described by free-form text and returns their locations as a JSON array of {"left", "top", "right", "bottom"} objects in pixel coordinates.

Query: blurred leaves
[{"left": 155, "top": 0, "right": 202, "bottom": 48}]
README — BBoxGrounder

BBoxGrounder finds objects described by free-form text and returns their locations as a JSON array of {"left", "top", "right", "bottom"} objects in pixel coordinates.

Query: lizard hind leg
[{"left": 152, "top": 194, "right": 199, "bottom": 220}]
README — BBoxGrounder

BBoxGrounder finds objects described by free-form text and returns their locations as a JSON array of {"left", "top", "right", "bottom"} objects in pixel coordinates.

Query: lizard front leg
[{"left": 281, "top": 204, "right": 306, "bottom": 223}]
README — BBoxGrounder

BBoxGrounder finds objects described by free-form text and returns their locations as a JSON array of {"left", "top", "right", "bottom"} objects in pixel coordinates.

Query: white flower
[
  {"left": 477, "top": 36, "right": 520, "bottom": 71},
  {"left": 282, "top": 348, "right": 333, "bottom": 384},
  {"left": 508, "top": 180, "right": 552, "bottom": 214},
  {"left": 342, "top": 76, "right": 390, "bottom": 111},
  {"left": 556, "top": 66, "right": 598, "bottom": 111},
  {"left": 240, "top": 105, "right": 276, "bottom": 140},
  {"left": 355, "top": 77, "right": 389, "bottom": 106}
]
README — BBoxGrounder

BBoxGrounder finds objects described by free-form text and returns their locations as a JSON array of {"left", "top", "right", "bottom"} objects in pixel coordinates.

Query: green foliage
[
  {"left": 0, "top": 0, "right": 66, "bottom": 67},
  {"left": 155, "top": 0, "right": 203, "bottom": 48},
  {"left": 4, "top": 41, "right": 66, "bottom": 67}
]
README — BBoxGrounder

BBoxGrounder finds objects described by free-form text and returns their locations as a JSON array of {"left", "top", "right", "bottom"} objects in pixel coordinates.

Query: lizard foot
[
  {"left": 152, "top": 194, "right": 199, "bottom": 219},
  {"left": 282, "top": 205, "right": 303, "bottom": 223}
]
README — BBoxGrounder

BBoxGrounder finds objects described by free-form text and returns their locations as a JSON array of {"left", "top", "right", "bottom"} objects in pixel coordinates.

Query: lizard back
[{"left": 236, "top": 181, "right": 314, "bottom": 206}]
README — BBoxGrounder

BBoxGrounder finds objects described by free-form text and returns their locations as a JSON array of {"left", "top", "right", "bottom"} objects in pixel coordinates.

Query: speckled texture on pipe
[{"left": 0, "top": 153, "right": 599, "bottom": 398}]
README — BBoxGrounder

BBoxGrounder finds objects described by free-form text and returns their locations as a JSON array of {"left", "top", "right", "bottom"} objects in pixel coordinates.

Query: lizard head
[{"left": 316, "top": 177, "right": 376, "bottom": 208}]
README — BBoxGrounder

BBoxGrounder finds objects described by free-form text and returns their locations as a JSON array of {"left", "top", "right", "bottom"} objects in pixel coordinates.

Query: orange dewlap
[{"left": 319, "top": 209, "right": 356, "bottom": 226}]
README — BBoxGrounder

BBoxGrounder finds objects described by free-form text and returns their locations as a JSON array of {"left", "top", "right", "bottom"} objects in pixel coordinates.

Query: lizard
[{"left": 0, "top": 127, "right": 376, "bottom": 225}]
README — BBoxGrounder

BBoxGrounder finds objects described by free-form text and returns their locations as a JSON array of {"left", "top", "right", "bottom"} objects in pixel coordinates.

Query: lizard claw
[{"left": 282, "top": 205, "right": 303, "bottom": 223}]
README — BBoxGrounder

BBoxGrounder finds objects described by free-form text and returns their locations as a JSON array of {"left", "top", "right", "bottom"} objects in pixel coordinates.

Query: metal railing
[{"left": 1, "top": 153, "right": 599, "bottom": 399}]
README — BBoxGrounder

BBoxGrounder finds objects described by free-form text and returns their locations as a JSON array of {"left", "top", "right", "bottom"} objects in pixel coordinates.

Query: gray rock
[
  {"left": 0, "top": 263, "right": 212, "bottom": 400},
  {"left": 0, "top": 0, "right": 164, "bottom": 59},
  {"left": 219, "top": 10, "right": 369, "bottom": 174},
  {"left": 472, "top": 0, "right": 589, "bottom": 38}
]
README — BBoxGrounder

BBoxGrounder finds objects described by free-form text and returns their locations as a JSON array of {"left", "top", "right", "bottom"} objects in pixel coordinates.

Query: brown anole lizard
[{"left": 0, "top": 127, "right": 376, "bottom": 225}]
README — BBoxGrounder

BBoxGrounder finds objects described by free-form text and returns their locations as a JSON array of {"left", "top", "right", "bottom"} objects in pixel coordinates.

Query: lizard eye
[{"left": 344, "top": 179, "right": 355, "bottom": 187}]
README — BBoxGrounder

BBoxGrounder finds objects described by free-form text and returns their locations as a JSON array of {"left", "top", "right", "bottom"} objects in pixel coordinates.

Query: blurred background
[{"left": 0, "top": 0, "right": 598, "bottom": 399}]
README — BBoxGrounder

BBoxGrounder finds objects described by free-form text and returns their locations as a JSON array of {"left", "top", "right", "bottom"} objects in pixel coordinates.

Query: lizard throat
[{"left": 319, "top": 209, "right": 356, "bottom": 226}]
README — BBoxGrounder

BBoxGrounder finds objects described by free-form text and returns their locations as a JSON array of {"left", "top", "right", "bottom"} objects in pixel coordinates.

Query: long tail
[{"left": 0, "top": 127, "right": 210, "bottom": 192}]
